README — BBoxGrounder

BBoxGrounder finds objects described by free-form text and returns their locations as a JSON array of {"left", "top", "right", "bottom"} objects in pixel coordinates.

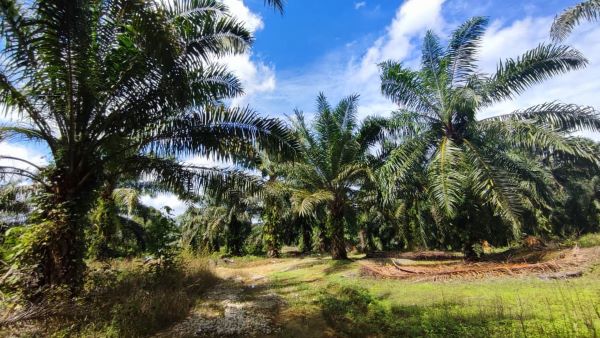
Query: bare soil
[{"left": 359, "top": 246, "right": 600, "bottom": 281}]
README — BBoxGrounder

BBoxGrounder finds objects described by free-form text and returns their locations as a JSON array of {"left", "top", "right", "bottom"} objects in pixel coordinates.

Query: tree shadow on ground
[{"left": 323, "top": 259, "right": 355, "bottom": 275}]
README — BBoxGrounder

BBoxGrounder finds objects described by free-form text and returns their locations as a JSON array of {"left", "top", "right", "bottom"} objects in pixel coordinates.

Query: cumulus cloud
[
  {"left": 219, "top": 0, "right": 276, "bottom": 107},
  {"left": 355, "top": 1, "right": 366, "bottom": 10},
  {"left": 478, "top": 18, "right": 600, "bottom": 124},
  {"left": 251, "top": 0, "right": 447, "bottom": 120},
  {"left": 0, "top": 142, "right": 47, "bottom": 182}
]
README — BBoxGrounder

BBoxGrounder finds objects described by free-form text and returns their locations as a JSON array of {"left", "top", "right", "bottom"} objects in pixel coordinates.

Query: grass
[
  {"left": 0, "top": 255, "right": 219, "bottom": 337},
  {"left": 262, "top": 254, "right": 600, "bottom": 337},
  {"left": 578, "top": 232, "right": 600, "bottom": 248},
  {"left": 2, "top": 239, "right": 600, "bottom": 337}
]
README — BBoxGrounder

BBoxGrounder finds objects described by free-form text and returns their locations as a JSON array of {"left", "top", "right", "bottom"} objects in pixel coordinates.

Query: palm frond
[
  {"left": 446, "top": 16, "right": 489, "bottom": 85},
  {"left": 291, "top": 189, "right": 334, "bottom": 217},
  {"left": 463, "top": 140, "right": 522, "bottom": 234},
  {"left": 484, "top": 44, "right": 587, "bottom": 104},
  {"left": 379, "top": 60, "right": 437, "bottom": 113},
  {"left": 551, "top": 0, "right": 600, "bottom": 41},
  {"left": 427, "top": 137, "right": 466, "bottom": 217},
  {"left": 264, "top": 0, "right": 285, "bottom": 13},
  {"left": 483, "top": 102, "right": 600, "bottom": 133}
]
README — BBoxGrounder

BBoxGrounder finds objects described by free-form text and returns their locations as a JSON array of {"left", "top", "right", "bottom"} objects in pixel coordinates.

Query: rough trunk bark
[
  {"left": 300, "top": 220, "right": 312, "bottom": 253},
  {"left": 25, "top": 166, "right": 96, "bottom": 296},
  {"left": 358, "top": 228, "right": 368, "bottom": 253},
  {"left": 328, "top": 208, "right": 347, "bottom": 260},
  {"left": 317, "top": 222, "right": 331, "bottom": 253},
  {"left": 263, "top": 211, "right": 280, "bottom": 258}
]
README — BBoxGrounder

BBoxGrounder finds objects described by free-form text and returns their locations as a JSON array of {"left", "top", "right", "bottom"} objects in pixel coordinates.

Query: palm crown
[
  {"left": 0, "top": 0, "right": 297, "bottom": 289},
  {"left": 379, "top": 17, "right": 600, "bottom": 239},
  {"left": 287, "top": 93, "right": 385, "bottom": 259}
]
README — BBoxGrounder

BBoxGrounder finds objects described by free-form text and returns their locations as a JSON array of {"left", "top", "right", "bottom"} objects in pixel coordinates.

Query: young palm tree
[
  {"left": 379, "top": 17, "right": 600, "bottom": 254},
  {"left": 0, "top": 0, "right": 297, "bottom": 291},
  {"left": 551, "top": 0, "right": 600, "bottom": 41},
  {"left": 288, "top": 94, "right": 385, "bottom": 259}
]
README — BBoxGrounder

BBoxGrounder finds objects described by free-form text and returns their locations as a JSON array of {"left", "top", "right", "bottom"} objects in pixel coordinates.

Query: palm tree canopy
[
  {"left": 287, "top": 93, "right": 384, "bottom": 217},
  {"left": 0, "top": 0, "right": 298, "bottom": 196},
  {"left": 379, "top": 17, "right": 600, "bottom": 232}
]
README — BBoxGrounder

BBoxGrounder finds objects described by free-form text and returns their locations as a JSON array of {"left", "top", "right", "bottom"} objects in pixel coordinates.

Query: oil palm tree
[
  {"left": 551, "top": 0, "right": 600, "bottom": 41},
  {"left": 0, "top": 0, "right": 297, "bottom": 291},
  {"left": 287, "top": 93, "right": 385, "bottom": 259},
  {"left": 379, "top": 17, "right": 600, "bottom": 254}
]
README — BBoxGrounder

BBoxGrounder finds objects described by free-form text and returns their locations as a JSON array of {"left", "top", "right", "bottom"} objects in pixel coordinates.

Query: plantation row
[{"left": 0, "top": 0, "right": 599, "bottom": 301}]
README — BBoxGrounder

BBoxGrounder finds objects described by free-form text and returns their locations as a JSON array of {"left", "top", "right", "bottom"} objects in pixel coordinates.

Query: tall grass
[
  {"left": 578, "top": 233, "right": 600, "bottom": 248},
  {"left": 0, "top": 255, "right": 218, "bottom": 337}
]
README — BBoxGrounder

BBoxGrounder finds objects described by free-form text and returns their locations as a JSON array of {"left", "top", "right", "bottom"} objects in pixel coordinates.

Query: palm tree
[
  {"left": 0, "top": 0, "right": 297, "bottom": 291},
  {"left": 252, "top": 154, "right": 294, "bottom": 257},
  {"left": 551, "top": 0, "right": 600, "bottom": 41},
  {"left": 288, "top": 94, "right": 385, "bottom": 259},
  {"left": 378, "top": 17, "right": 600, "bottom": 255}
]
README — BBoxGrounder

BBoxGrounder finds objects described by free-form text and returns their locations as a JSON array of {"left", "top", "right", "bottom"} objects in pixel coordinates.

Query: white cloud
[
  {"left": 478, "top": 18, "right": 600, "bottom": 126},
  {"left": 251, "top": 0, "right": 447, "bottom": 120},
  {"left": 141, "top": 193, "right": 188, "bottom": 216},
  {"left": 353, "top": 0, "right": 446, "bottom": 83},
  {"left": 221, "top": 0, "right": 263, "bottom": 32},
  {"left": 219, "top": 0, "right": 277, "bottom": 107},
  {"left": 0, "top": 141, "right": 48, "bottom": 182},
  {"left": 355, "top": 1, "right": 366, "bottom": 10}
]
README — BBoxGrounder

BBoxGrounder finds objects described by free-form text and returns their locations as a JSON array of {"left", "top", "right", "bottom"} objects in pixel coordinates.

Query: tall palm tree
[
  {"left": 288, "top": 94, "right": 385, "bottom": 259},
  {"left": 0, "top": 0, "right": 297, "bottom": 291},
  {"left": 551, "top": 0, "right": 600, "bottom": 41},
  {"left": 378, "top": 17, "right": 600, "bottom": 254}
]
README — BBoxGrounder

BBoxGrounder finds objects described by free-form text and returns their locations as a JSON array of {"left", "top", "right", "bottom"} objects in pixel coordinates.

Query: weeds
[
  {"left": 578, "top": 233, "right": 600, "bottom": 248},
  {"left": 0, "top": 255, "right": 218, "bottom": 337}
]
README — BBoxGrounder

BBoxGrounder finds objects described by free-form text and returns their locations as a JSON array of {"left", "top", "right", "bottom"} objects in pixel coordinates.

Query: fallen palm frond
[{"left": 359, "top": 247, "right": 597, "bottom": 281}]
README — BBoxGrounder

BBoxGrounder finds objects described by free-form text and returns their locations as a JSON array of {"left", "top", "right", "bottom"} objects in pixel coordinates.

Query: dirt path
[
  {"left": 155, "top": 258, "right": 323, "bottom": 337},
  {"left": 155, "top": 274, "right": 281, "bottom": 337}
]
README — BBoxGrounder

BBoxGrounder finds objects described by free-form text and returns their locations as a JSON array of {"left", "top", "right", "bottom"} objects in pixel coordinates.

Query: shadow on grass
[
  {"left": 316, "top": 283, "right": 600, "bottom": 338},
  {"left": 323, "top": 259, "right": 355, "bottom": 275}
]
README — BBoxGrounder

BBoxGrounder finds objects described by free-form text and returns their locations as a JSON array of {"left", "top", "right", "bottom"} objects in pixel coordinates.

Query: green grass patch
[
  {"left": 269, "top": 258, "right": 600, "bottom": 338},
  {"left": 578, "top": 233, "right": 600, "bottom": 248}
]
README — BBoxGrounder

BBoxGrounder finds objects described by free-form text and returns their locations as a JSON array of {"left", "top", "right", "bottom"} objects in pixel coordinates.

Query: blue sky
[
  {"left": 217, "top": 0, "right": 599, "bottom": 122},
  {"left": 2, "top": 0, "right": 599, "bottom": 214}
]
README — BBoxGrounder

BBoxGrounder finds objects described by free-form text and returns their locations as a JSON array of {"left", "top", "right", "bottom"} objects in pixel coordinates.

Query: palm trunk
[
  {"left": 25, "top": 165, "right": 97, "bottom": 296},
  {"left": 300, "top": 219, "right": 312, "bottom": 253},
  {"left": 263, "top": 211, "right": 280, "bottom": 258},
  {"left": 358, "top": 227, "right": 368, "bottom": 253},
  {"left": 89, "top": 183, "right": 118, "bottom": 259},
  {"left": 328, "top": 202, "right": 347, "bottom": 260},
  {"left": 317, "top": 221, "right": 330, "bottom": 253}
]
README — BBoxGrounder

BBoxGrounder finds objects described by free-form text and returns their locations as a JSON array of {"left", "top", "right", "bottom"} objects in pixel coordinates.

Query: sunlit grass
[{"left": 267, "top": 257, "right": 600, "bottom": 337}]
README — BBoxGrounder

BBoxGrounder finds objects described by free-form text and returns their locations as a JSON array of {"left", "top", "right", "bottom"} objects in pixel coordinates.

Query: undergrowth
[{"left": 0, "top": 255, "right": 218, "bottom": 337}]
